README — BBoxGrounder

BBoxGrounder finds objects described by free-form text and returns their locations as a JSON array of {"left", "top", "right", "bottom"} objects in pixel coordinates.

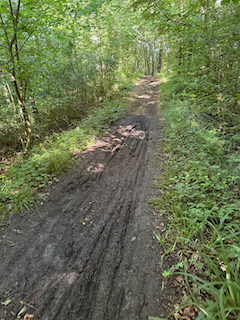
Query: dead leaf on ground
[
  {"left": 180, "top": 306, "right": 196, "bottom": 319},
  {"left": 176, "top": 276, "right": 184, "bottom": 283},
  {"left": 1, "top": 299, "right": 12, "bottom": 306},
  {"left": 24, "top": 314, "right": 34, "bottom": 319},
  {"left": 17, "top": 306, "right": 27, "bottom": 317},
  {"left": 174, "top": 312, "right": 181, "bottom": 319},
  {"left": 183, "top": 306, "right": 191, "bottom": 315},
  {"left": 13, "top": 229, "right": 22, "bottom": 234}
]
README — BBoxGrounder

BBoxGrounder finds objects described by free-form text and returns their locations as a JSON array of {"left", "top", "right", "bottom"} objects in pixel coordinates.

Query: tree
[{"left": 0, "top": 0, "right": 69, "bottom": 151}]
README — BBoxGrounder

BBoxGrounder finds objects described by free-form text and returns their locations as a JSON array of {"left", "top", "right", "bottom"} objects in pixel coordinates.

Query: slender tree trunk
[
  {"left": 144, "top": 46, "right": 150, "bottom": 76},
  {"left": 1, "top": 0, "right": 32, "bottom": 151},
  {"left": 151, "top": 42, "right": 155, "bottom": 76},
  {"left": 157, "top": 47, "right": 162, "bottom": 73}
]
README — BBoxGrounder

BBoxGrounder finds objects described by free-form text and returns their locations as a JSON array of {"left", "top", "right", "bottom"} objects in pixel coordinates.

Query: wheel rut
[{"left": 0, "top": 76, "right": 173, "bottom": 320}]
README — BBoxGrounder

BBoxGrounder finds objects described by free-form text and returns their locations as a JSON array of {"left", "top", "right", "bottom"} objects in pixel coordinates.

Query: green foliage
[
  {"left": 0, "top": 0, "right": 153, "bottom": 215},
  {"left": 133, "top": 0, "right": 240, "bottom": 127},
  {"left": 153, "top": 76, "right": 240, "bottom": 319},
  {"left": 0, "top": 0, "right": 149, "bottom": 151},
  {"left": 222, "top": 0, "right": 240, "bottom": 4}
]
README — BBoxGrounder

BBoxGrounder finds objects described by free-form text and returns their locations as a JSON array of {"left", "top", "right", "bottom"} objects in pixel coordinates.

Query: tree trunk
[
  {"left": 151, "top": 43, "right": 155, "bottom": 76},
  {"left": 0, "top": 0, "right": 32, "bottom": 151},
  {"left": 158, "top": 47, "right": 162, "bottom": 73},
  {"left": 145, "top": 46, "right": 150, "bottom": 76}
]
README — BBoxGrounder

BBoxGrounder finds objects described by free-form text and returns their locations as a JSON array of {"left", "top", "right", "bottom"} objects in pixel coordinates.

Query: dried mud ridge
[{"left": 0, "top": 77, "right": 178, "bottom": 320}]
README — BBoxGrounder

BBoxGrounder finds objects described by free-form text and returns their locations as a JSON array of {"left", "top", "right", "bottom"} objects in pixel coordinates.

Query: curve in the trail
[{"left": 0, "top": 77, "right": 172, "bottom": 320}]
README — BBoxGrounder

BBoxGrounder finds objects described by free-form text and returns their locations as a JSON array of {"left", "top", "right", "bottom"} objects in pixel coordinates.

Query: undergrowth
[
  {"left": 0, "top": 80, "right": 134, "bottom": 218},
  {"left": 153, "top": 75, "right": 240, "bottom": 320}
]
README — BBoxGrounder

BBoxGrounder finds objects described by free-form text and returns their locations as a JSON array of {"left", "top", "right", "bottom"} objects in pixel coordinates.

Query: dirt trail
[{"left": 0, "top": 77, "right": 176, "bottom": 320}]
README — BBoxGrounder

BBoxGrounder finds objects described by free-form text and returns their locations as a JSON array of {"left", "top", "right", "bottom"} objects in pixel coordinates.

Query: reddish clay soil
[{"left": 0, "top": 77, "right": 179, "bottom": 320}]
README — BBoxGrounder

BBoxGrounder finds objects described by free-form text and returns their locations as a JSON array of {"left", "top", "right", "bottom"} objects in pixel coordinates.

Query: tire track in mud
[{"left": 0, "top": 77, "right": 175, "bottom": 320}]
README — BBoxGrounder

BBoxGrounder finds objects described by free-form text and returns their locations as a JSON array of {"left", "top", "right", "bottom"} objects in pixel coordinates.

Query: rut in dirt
[{"left": 0, "top": 77, "right": 175, "bottom": 320}]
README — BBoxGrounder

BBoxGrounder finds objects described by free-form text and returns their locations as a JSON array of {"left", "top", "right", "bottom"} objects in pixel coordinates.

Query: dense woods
[
  {"left": 133, "top": 0, "right": 240, "bottom": 318},
  {"left": 1, "top": 0, "right": 238, "bottom": 155},
  {"left": 0, "top": 0, "right": 240, "bottom": 318},
  {"left": 0, "top": 0, "right": 161, "bottom": 153}
]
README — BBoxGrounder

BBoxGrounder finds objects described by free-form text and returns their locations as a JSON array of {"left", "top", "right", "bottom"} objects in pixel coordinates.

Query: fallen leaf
[
  {"left": 13, "top": 229, "right": 22, "bottom": 234},
  {"left": 17, "top": 306, "right": 27, "bottom": 317},
  {"left": 11, "top": 189, "right": 19, "bottom": 195},
  {"left": 181, "top": 306, "right": 196, "bottom": 319},
  {"left": 24, "top": 314, "right": 34, "bottom": 319},
  {"left": 220, "top": 262, "right": 226, "bottom": 272},
  {"left": 174, "top": 312, "right": 181, "bottom": 319},
  {"left": 1, "top": 299, "right": 12, "bottom": 306},
  {"left": 176, "top": 276, "right": 183, "bottom": 283},
  {"left": 183, "top": 306, "right": 191, "bottom": 316}
]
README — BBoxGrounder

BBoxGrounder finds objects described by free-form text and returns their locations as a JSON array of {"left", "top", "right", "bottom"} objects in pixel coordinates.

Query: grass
[
  {"left": 0, "top": 79, "right": 135, "bottom": 219},
  {"left": 153, "top": 72, "right": 240, "bottom": 320}
]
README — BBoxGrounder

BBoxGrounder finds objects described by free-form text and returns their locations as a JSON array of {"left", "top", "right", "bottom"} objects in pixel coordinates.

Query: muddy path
[{"left": 0, "top": 77, "right": 177, "bottom": 320}]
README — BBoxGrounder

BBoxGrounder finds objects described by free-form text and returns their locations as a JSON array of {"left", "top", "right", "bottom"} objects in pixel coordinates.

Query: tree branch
[
  {"left": 157, "top": 7, "right": 199, "bottom": 27},
  {"left": 8, "top": 0, "right": 14, "bottom": 16},
  {"left": 0, "top": 44, "right": 8, "bottom": 48},
  {"left": 19, "top": 24, "right": 55, "bottom": 52},
  {"left": 16, "top": 0, "right": 21, "bottom": 22}
]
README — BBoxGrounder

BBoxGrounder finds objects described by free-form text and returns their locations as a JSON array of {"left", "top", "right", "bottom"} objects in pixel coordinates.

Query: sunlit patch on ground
[
  {"left": 87, "top": 163, "right": 105, "bottom": 172},
  {"left": 83, "top": 123, "right": 147, "bottom": 158},
  {"left": 131, "top": 94, "right": 151, "bottom": 99},
  {"left": 129, "top": 76, "right": 160, "bottom": 115},
  {"left": 117, "top": 125, "right": 145, "bottom": 139}
]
